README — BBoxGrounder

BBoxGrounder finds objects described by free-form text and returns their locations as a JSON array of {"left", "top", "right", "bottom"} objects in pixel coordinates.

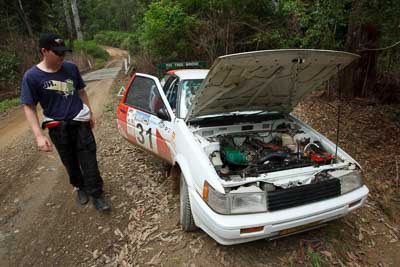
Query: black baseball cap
[{"left": 39, "top": 33, "right": 72, "bottom": 53}]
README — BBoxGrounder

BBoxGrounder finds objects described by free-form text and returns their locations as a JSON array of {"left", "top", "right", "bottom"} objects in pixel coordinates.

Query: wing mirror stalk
[{"left": 157, "top": 107, "right": 171, "bottom": 121}]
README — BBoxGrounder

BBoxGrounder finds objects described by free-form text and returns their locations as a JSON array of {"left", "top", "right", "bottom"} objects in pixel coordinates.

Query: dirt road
[{"left": 1, "top": 47, "right": 399, "bottom": 267}]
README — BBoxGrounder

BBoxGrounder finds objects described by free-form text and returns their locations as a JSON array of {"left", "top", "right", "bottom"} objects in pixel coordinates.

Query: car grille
[{"left": 267, "top": 178, "right": 341, "bottom": 211}]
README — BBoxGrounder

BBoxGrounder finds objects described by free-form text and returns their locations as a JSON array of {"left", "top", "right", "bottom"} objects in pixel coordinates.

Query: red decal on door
[
  {"left": 156, "top": 129, "right": 172, "bottom": 162},
  {"left": 117, "top": 108, "right": 128, "bottom": 139}
]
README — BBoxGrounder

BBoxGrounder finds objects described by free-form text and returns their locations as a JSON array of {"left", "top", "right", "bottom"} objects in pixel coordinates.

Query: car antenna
[{"left": 335, "top": 64, "right": 341, "bottom": 160}]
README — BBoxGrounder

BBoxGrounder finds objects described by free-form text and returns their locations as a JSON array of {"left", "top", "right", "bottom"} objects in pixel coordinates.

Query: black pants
[{"left": 49, "top": 121, "right": 103, "bottom": 197}]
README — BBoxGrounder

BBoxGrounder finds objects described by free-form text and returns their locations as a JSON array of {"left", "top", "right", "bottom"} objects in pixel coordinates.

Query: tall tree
[
  {"left": 17, "top": 0, "right": 34, "bottom": 37},
  {"left": 70, "top": 0, "right": 83, "bottom": 40},
  {"left": 63, "top": 0, "right": 74, "bottom": 40},
  {"left": 182, "top": 0, "right": 276, "bottom": 62}
]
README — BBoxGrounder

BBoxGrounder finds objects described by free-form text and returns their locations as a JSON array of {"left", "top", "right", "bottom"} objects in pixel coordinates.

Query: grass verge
[
  {"left": 307, "top": 247, "right": 322, "bottom": 267},
  {"left": 0, "top": 97, "right": 19, "bottom": 112}
]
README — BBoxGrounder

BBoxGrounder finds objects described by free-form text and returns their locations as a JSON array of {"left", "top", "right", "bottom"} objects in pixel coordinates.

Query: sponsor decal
[
  {"left": 149, "top": 116, "right": 161, "bottom": 127},
  {"left": 170, "top": 131, "right": 176, "bottom": 148},
  {"left": 164, "top": 125, "right": 171, "bottom": 134},
  {"left": 127, "top": 108, "right": 136, "bottom": 137},
  {"left": 127, "top": 108, "right": 136, "bottom": 124},
  {"left": 135, "top": 111, "right": 150, "bottom": 126}
]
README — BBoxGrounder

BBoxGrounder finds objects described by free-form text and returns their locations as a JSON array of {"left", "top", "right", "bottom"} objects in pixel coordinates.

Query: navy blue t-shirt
[{"left": 20, "top": 60, "right": 86, "bottom": 120}]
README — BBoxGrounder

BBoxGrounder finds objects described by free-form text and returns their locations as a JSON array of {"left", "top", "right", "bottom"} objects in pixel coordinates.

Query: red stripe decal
[{"left": 156, "top": 129, "right": 172, "bottom": 162}]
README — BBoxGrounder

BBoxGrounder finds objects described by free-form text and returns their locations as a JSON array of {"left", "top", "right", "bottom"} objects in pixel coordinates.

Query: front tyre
[{"left": 180, "top": 174, "right": 197, "bottom": 231}]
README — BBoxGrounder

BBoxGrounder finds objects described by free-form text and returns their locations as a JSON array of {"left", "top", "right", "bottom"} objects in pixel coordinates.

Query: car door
[{"left": 117, "top": 73, "right": 175, "bottom": 163}]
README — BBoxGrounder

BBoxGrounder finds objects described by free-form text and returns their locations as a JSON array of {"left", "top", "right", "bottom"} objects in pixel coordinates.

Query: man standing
[{"left": 20, "top": 33, "right": 110, "bottom": 211}]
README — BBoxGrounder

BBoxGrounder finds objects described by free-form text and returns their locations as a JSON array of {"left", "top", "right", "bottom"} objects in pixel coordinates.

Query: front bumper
[{"left": 190, "top": 185, "right": 369, "bottom": 245}]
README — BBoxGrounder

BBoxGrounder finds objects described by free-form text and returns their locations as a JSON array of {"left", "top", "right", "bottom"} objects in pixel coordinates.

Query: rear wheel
[{"left": 180, "top": 174, "right": 197, "bottom": 231}]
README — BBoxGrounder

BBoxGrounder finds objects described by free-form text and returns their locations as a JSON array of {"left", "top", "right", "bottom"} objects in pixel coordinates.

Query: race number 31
[{"left": 136, "top": 123, "right": 153, "bottom": 149}]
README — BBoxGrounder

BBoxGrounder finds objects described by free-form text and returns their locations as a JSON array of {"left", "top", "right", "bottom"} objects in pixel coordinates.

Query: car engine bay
[{"left": 194, "top": 118, "right": 342, "bottom": 182}]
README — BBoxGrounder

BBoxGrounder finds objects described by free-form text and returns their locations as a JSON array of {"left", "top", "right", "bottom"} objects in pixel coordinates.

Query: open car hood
[{"left": 186, "top": 49, "right": 359, "bottom": 120}]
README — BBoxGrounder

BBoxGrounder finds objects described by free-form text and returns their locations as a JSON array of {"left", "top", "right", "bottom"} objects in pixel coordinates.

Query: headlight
[
  {"left": 230, "top": 192, "right": 267, "bottom": 214},
  {"left": 339, "top": 170, "right": 364, "bottom": 194},
  {"left": 203, "top": 182, "right": 267, "bottom": 215}
]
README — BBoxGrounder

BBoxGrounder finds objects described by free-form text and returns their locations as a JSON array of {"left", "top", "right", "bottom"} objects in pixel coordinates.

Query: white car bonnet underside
[{"left": 187, "top": 49, "right": 359, "bottom": 119}]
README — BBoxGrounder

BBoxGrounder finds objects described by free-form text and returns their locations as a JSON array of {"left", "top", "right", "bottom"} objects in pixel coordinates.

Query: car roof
[{"left": 167, "top": 69, "right": 209, "bottom": 80}]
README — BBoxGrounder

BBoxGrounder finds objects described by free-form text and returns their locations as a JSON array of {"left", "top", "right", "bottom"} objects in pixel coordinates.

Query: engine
[{"left": 208, "top": 122, "right": 335, "bottom": 179}]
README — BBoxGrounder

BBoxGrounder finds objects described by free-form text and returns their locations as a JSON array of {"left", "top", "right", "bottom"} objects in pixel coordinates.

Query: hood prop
[{"left": 335, "top": 64, "right": 341, "bottom": 160}]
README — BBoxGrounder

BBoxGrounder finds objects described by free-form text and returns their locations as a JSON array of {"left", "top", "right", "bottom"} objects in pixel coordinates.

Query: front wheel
[{"left": 180, "top": 174, "right": 197, "bottom": 231}]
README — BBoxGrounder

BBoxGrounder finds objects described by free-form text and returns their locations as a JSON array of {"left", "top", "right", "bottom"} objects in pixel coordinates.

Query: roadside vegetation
[
  {"left": 94, "top": 31, "right": 135, "bottom": 49},
  {"left": 0, "top": 51, "right": 21, "bottom": 101},
  {"left": 0, "top": 97, "right": 19, "bottom": 112},
  {"left": 69, "top": 39, "right": 110, "bottom": 68}
]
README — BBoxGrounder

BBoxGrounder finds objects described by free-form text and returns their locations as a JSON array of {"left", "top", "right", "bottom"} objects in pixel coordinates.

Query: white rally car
[{"left": 117, "top": 50, "right": 369, "bottom": 245}]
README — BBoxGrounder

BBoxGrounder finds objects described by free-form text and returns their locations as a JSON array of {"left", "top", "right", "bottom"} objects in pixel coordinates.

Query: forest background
[{"left": 0, "top": 0, "right": 399, "bottom": 106}]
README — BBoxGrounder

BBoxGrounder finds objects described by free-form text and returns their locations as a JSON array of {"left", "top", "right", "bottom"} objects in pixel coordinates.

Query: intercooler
[{"left": 267, "top": 178, "right": 341, "bottom": 211}]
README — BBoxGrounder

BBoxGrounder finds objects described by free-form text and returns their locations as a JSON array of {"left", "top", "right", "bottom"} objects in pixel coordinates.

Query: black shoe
[
  {"left": 76, "top": 189, "right": 89, "bottom": 205},
  {"left": 92, "top": 195, "right": 111, "bottom": 211}
]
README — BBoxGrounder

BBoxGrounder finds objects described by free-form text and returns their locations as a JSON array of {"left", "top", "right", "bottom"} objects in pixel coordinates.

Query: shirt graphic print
[{"left": 43, "top": 79, "right": 75, "bottom": 96}]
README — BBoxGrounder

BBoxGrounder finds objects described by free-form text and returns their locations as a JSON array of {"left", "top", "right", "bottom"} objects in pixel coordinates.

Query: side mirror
[{"left": 156, "top": 107, "right": 170, "bottom": 121}]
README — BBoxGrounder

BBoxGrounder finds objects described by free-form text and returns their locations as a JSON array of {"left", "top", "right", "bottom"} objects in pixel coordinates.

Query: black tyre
[{"left": 180, "top": 174, "right": 197, "bottom": 231}]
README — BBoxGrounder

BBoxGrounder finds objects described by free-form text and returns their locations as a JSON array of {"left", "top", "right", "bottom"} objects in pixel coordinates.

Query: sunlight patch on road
[{"left": 83, "top": 67, "right": 122, "bottom": 82}]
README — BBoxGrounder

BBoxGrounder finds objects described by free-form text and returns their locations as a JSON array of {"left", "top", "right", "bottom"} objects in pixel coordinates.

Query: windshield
[{"left": 178, "top": 79, "right": 204, "bottom": 118}]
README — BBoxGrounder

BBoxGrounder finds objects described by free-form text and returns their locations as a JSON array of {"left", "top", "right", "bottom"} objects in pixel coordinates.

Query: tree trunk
[
  {"left": 70, "top": 0, "right": 83, "bottom": 40},
  {"left": 342, "top": 1, "right": 379, "bottom": 99},
  {"left": 63, "top": 0, "right": 74, "bottom": 40},
  {"left": 17, "top": 0, "right": 34, "bottom": 37}
]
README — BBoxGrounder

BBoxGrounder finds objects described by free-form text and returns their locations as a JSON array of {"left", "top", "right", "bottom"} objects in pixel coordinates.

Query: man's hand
[
  {"left": 23, "top": 104, "right": 53, "bottom": 152},
  {"left": 78, "top": 89, "right": 95, "bottom": 129},
  {"left": 36, "top": 134, "right": 53, "bottom": 152}
]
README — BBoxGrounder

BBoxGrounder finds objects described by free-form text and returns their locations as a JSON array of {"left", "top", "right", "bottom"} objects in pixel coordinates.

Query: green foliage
[
  {"left": 0, "top": 52, "right": 21, "bottom": 81},
  {"left": 307, "top": 247, "right": 322, "bottom": 267},
  {"left": 279, "top": 0, "right": 352, "bottom": 49},
  {"left": 72, "top": 40, "right": 110, "bottom": 61},
  {"left": 0, "top": 0, "right": 53, "bottom": 35},
  {"left": 1, "top": 0, "right": 399, "bottom": 103},
  {"left": 79, "top": 0, "right": 148, "bottom": 38},
  {"left": 355, "top": 0, "right": 400, "bottom": 72},
  {"left": 122, "top": 34, "right": 141, "bottom": 54},
  {"left": 355, "top": 0, "right": 400, "bottom": 40},
  {"left": 94, "top": 31, "right": 135, "bottom": 48},
  {"left": 0, "top": 98, "right": 20, "bottom": 112},
  {"left": 139, "top": 0, "right": 196, "bottom": 61}
]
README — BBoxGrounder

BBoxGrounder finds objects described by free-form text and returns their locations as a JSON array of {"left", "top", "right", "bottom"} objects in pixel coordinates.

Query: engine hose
[
  {"left": 257, "top": 151, "right": 289, "bottom": 164},
  {"left": 304, "top": 142, "right": 320, "bottom": 153}
]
